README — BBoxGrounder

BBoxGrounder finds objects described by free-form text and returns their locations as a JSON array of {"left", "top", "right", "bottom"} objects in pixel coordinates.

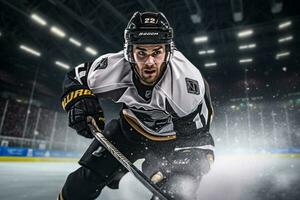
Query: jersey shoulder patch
[
  {"left": 185, "top": 78, "right": 200, "bottom": 95},
  {"left": 94, "top": 57, "right": 108, "bottom": 70}
]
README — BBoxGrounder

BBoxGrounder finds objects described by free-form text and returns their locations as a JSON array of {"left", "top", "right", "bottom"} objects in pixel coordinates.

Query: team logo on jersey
[
  {"left": 145, "top": 90, "right": 152, "bottom": 99},
  {"left": 94, "top": 57, "right": 108, "bottom": 70},
  {"left": 185, "top": 78, "right": 200, "bottom": 95}
]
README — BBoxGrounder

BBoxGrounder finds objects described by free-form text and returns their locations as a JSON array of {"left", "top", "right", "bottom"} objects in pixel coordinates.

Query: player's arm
[
  {"left": 151, "top": 79, "right": 215, "bottom": 185},
  {"left": 170, "top": 78, "right": 215, "bottom": 175},
  {"left": 173, "top": 78, "right": 214, "bottom": 147},
  {"left": 61, "top": 62, "right": 105, "bottom": 138}
]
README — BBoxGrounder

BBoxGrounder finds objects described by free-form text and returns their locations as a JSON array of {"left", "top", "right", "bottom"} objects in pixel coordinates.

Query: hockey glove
[
  {"left": 169, "top": 148, "right": 214, "bottom": 177},
  {"left": 61, "top": 87, "right": 105, "bottom": 138},
  {"left": 68, "top": 98, "right": 105, "bottom": 138}
]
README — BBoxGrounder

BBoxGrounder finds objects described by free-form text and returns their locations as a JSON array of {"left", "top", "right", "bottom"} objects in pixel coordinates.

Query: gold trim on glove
[{"left": 61, "top": 88, "right": 95, "bottom": 110}]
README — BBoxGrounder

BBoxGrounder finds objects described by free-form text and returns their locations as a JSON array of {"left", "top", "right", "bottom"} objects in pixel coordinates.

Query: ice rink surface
[{"left": 0, "top": 154, "right": 299, "bottom": 200}]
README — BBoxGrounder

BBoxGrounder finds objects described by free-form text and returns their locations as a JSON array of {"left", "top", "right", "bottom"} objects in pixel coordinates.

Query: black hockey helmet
[{"left": 124, "top": 12, "right": 174, "bottom": 63}]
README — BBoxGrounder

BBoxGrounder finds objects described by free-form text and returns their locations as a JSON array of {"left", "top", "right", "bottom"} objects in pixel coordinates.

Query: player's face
[{"left": 133, "top": 44, "right": 166, "bottom": 86}]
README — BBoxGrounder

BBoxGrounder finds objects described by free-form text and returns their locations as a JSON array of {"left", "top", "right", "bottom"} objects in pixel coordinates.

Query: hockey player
[{"left": 59, "top": 12, "right": 215, "bottom": 200}]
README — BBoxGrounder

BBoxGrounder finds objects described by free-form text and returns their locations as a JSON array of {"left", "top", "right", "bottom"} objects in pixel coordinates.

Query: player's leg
[
  {"left": 59, "top": 166, "right": 108, "bottom": 200},
  {"left": 59, "top": 119, "right": 141, "bottom": 200}
]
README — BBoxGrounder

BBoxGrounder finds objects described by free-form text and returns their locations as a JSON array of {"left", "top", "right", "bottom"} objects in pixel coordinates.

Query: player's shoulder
[
  {"left": 91, "top": 50, "right": 125, "bottom": 70},
  {"left": 158, "top": 50, "right": 205, "bottom": 116},
  {"left": 87, "top": 50, "right": 132, "bottom": 93},
  {"left": 171, "top": 50, "right": 204, "bottom": 82}
]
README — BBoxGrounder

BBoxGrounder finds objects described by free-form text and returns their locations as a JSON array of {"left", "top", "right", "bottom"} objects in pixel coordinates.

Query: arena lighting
[
  {"left": 193, "top": 36, "right": 208, "bottom": 43},
  {"left": 190, "top": 14, "right": 201, "bottom": 24},
  {"left": 204, "top": 62, "right": 217, "bottom": 67},
  {"left": 239, "top": 58, "right": 253, "bottom": 63},
  {"left": 239, "top": 43, "right": 256, "bottom": 50},
  {"left": 278, "top": 21, "right": 291, "bottom": 29},
  {"left": 198, "top": 49, "right": 215, "bottom": 55},
  {"left": 30, "top": 13, "right": 47, "bottom": 26},
  {"left": 237, "top": 29, "right": 253, "bottom": 38},
  {"left": 270, "top": 0, "right": 283, "bottom": 14},
  {"left": 207, "top": 49, "right": 215, "bottom": 54},
  {"left": 50, "top": 26, "right": 66, "bottom": 38},
  {"left": 85, "top": 46, "right": 98, "bottom": 55},
  {"left": 231, "top": 0, "right": 243, "bottom": 22},
  {"left": 55, "top": 61, "right": 70, "bottom": 69},
  {"left": 19, "top": 45, "right": 41, "bottom": 57},
  {"left": 276, "top": 51, "right": 290, "bottom": 59},
  {"left": 278, "top": 35, "right": 293, "bottom": 43},
  {"left": 69, "top": 37, "right": 82, "bottom": 47}
]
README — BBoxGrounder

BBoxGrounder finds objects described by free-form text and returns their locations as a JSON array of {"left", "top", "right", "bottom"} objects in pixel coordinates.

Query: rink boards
[
  {"left": 1, "top": 146, "right": 300, "bottom": 162},
  {"left": 0, "top": 156, "right": 78, "bottom": 162},
  {"left": 0, "top": 146, "right": 80, "bottom": 162}
]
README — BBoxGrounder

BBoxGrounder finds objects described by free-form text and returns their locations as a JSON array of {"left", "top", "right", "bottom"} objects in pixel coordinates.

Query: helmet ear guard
[{"left": 124, "top": 11, "right": 175, "bottom": 64}]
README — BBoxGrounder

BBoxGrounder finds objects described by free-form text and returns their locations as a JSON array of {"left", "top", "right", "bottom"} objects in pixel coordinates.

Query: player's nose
[{"left": 144, "top": 55, "right": 156, "bottom": 66}]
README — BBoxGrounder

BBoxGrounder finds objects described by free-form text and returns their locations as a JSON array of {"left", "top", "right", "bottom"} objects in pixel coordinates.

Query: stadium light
[
  {"left": 30, "top": 13, "right": 47, "bottom": 26},
  {"left": 278, "top": 21, "right": 291, "bottom": 29},
  {"left": 55, "top": 61, "right": 70, "bottom": 70},
  {"left": 198, "top": 49, "right": 215, "bottom": 55},
  {"left": 237, "top": 29, "right": 253, "bottom": 38},
  {"left": 278, "top": 35, "right": 293, "bottom": 43},
  {"left": 19, "top": 45, "right": 41, "bottom": 57},
  {"left": 69, "top": 37, "right": 82, "bottom": 47},
  {"left": 271, "top": 0, "right": 283, "bottom": 14},
  {"left": 231, "top": 0, "right": 243, "bottom": 22},
  {"left": 207, "top": 49, "right": 215, "bottom": 54},
  {"left": 193, "top": 36, "right": 208, "bottom": 43},
  {"left": 276, "top": 51, "right": 290, "bottom": 59},
  {"left": 204, "top": 62, "right": 217, "bottom": 67},
  {"left": 239, "top": 43, "right": 256, "bottom": 50},
  {"left": 239, "top": 58, "right": 253, "bottom": 63},
  {"left": 50, "top": 26, "right": 66, "bottom": 38},
  {"left": 85, "top": 46, "right": 98, "bottom": 56}
]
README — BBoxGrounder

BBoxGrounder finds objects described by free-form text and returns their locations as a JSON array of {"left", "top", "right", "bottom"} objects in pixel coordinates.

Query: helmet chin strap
[{"left": 130, "top": 63, "right": 143, "bottom": 82}]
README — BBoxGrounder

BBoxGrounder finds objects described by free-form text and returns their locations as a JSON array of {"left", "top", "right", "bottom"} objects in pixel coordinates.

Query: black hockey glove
[
  {"left": 169, "top": 148, "right": 214, "bottom": 177},
  {"left": 149, "top": 149, "right": 214, "bottom": 200},
  {"left": 61, "top": 87, "right": 105, "bottom": 138},
  {"left": 68, "top": 98, "right": 105, "bottom": 138},
  {"left": 151, "top": 148, "right": 214, "bottom": 183}
]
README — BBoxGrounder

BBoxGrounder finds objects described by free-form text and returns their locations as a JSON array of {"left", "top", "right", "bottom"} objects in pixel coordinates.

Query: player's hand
[
  {"left": 150, "top": 171, "right": 164, "bottom": 184},
  {"left": 68, "top": 98, "right": 105, "bottom": 138},
  {"left": 169, "top": 148, "right": 214, "bottom": 176}
]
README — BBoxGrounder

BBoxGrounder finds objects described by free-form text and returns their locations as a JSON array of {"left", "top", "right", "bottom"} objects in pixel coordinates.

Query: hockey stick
[{"left": 86, "top": 116, "right": 171, "bottom": 200}]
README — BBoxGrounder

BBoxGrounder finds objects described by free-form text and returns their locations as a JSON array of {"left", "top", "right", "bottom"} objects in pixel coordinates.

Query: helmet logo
[
  {"left": 138, "top": 32, "right": 159, "bottom": 36},
  {"left": 144, "top": 17, "right": 156, "bottom": 24}
]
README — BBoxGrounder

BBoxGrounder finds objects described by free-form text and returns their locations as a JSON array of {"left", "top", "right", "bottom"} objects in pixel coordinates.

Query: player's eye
[
  {"left": 137, "top": 51, "right": 147, "bottom": 57},
  {"left": 152, "top": 50, "right": 162, "bottom": 57}
]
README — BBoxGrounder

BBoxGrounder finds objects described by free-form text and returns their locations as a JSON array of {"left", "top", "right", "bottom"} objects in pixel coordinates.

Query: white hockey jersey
[{"left": 82, "top": 50, "right": 211, "bottom": 142}]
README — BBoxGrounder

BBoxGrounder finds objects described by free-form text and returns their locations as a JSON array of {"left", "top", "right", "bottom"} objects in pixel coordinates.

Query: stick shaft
[{"left": 87, "top": 116, "right": 171, "bottom": 200}]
